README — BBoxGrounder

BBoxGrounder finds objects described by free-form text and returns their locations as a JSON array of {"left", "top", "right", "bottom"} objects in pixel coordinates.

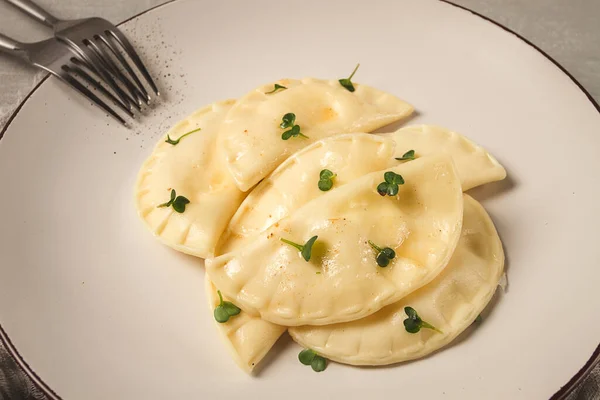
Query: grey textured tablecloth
[{"left": 0, "top": 1, "right": 598, "bottom": 399}]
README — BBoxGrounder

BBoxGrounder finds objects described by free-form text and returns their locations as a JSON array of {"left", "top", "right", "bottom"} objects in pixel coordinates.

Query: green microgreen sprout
[
  {"left": 377, "top": 171, "right": 405, "bottom": 197},
  {"left": 318, "top": 169, "right": 337, "bottom": 191},
  {"left": 157, "top": 189, "right": 190, "bottom": 213},
  {"left": 213, "top": 290, "right": 241, "bottom": 323},
  {"left": 266, "top": 83, "right": 287, "bottom": 94},
  {"left": 395, "top": 149, "right": 416, "bottom": 161},
  {"left": 280, "top": 235, "right": 318, "bottom": 262},
  {"left": 368, "top": 240, "right": 396, "bottom": 267},
  {"left": 165, "top": 127, "right": 201, "bottom": 145},
  {"left": 474, "top": 314, "right": 483, "bottom": 324},
  {"left": 280, "top": 112, "right": 296, "bottom": 129},
  {"left": 403, "top": 306, "right": 443, "bottom": 334},
  {"left": 298, "top": 349, "right": 328, "bottom": 372},
  {"left": 339, "top": 63, "right": 360, "bottom": 92},
  {"left": 280, "top": 113, "right": 308, "bottom": 140}
]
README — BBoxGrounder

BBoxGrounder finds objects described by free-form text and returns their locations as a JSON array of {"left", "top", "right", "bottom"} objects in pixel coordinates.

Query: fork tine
[
  {"left": 67, "top": 63, "right": 135, "bottom": 118},
  {"left": 59, "top": 66, "right": 127, "bottom": 126},
  {"left": 81, "top": 39, "right": 142, "bottom": 112},
  {"left": 97, "top": 34, "right": 151, "bottom": 104},
  {"left": 71, "top": 40, "right": 137, "bottom": 112},
  {"left": 84, "top": 37, "right": 146, "bottom": 107},
  {"left": 107, "top": 29, "right": 159, "bottom": 96}
]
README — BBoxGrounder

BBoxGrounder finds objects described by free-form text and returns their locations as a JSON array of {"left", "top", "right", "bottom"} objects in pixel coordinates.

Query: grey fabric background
[{"left": 0, "top": 1, "right": 598, "bottom": 399}]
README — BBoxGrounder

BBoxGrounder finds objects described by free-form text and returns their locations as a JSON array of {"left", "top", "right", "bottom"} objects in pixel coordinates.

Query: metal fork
[
  {"left": 5, "top": 0, "right": 159, "bottom": 107},
  {"left": 0, "top": 33, "right": 133, "bottom": 125}
]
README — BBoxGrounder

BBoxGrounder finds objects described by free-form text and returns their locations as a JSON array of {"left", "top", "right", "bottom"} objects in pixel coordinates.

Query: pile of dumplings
[{"left": 135, "top": 76, "right": 506, "bottom": 373}]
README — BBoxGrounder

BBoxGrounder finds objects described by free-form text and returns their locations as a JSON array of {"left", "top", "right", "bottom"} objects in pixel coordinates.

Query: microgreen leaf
[
  {"left": 158, "top": 189, "right": 190, "bottom": 213},
  {"left": 280, "top": 113, "right": 296, "bottom": 129},
  {"left": 387, "top": 184, "right": 399, "bottom": 196},
  {"left": 298, "top": 349, "right": 328, "bottom": 372},
  {"left": 302, "top": 236, "right": 318, "bottom": 261},
  {"left": 377, "top": 182, "right": 390, "bottom": 196},
  {"left": 222, "top": 302, "right": 241, "bottom": 317},
  {"left": 381, "top": 247, "right": 396, "bottom": 259},
  {"left": 266, "top": 83, "right": 287, "bottom": 94},
  {"left": 281, "top": 235, "right": 319, "bottom": 262},
  {"left": 280, "top": 113, "right": 308, "bottom": 140},
  {"left": 318, "top": 179, "right": 333, "bottom": 191},
  {"left": 165, "top": 128, "right": 201, "bottom": 145},
  {"left": 377, "top": 171, "right": 405, "bottom": 197},
  {"left": 172, "top": 196, "right": 190, "bottom": 213},
  {"left": 282, "top": 129, "right": 293, "bottom": 140},
  {"left": 368, "top": 240, "right": 396, "bottom": 267},
  {"left": 403, "top": 306, "right": 443, "bottom": 334},
  {"left": 213, "top": 307, "right": 230, "bottom": 323},
  {"left": 214, "top": 290, "right": 241, "bottom": 324},
  {"left": 384, "top": 171, "right": 405, "bottom": 185},
  {"left": 474, "top": 314, "right": 483, "bottom": 324},
  {"left": 311, "top": 356, "right": 327, "bottom": 372},
  {"left": 298, "top": 349, "right": 316, "bottom": 365},
  {"left": 395, "top": 149, "right": 416, "bottom": 161},
  {"left": 282, "top": 124, "right": 308, "bottom": 140},
  {"left": 318, "top": 169, "right": 337, "bottom": 192},
  {"left": 320, "top": 169, "right": 335, "bottom": 180},
  {"left": 339, "top": 63, "right": 360, "bottom": 92}
]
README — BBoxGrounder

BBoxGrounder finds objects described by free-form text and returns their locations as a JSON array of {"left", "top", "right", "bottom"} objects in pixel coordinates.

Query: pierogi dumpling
[
  {"left": 135, "top": 101, "right": 245, "bottom": 258},
  {"left": 206, "top": 155, "right": 463, "bottom": 326},
  {"left": 219, "top": 78, "right": 414, "bottom": 191},
  {"left": 289, "top": 195, "right": 504, "bottom": 365},
  {"left": 205, "top": 275, "right": 286, "bottom": 373},
  {"left": 381, "top": 125, "right": 506, "bottom": 191}
]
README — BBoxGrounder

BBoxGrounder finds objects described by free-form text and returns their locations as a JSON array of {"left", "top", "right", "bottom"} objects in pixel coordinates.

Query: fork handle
[
  {"left": 0, "top": 32, "right": 26, "bottom": 53},
  {"left": 4, "top": 0, "right": 60, "bottom": 27}
]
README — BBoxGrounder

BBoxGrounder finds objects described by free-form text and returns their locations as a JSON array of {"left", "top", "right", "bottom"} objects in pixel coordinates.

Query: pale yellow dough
[
  {"left": 217, "top": 133, "right": 397, "bottom": 255},
  {"left": 289, "top": 195, "right": 504, "bottom": 365},
  {"left": 381, "top": 125, "right": 506, "bottom": 191},
  {"left": 206, "top": 155, "right": 463, "bottom": 326},
  {"left": 219, "top": 78, "right": 414, "bottom": 191},
  {"left": 135, "top": 101, "right": 245, "bottom": 259},
  {"left": 219, "top": 127, "right": 507, "bottom": 255},
  {"left": 205, "top": 275, "right": 286, "bottom": 373}
]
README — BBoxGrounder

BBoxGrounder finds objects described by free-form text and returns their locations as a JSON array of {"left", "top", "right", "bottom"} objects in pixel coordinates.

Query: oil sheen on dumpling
[
  {"left": 205, "top": 275, "right": 286, "bottom": 373},
  {"left": 289, "top": 195, "right": 504, "bottom": 365},
  {"left": 381, "top": 125, "right": 506, "bottom": 191},
  {"left": 135, "top": 101, "right": 245, "bottom": 258},
  {"left": 205, "top": 155, "right": 463, "bottom": 326},
  {"left": 219, "top": 78, "right": 414, "bottom": 191},
  {"left": 217, "top": 134, "right": 396, "bottom": 254}
]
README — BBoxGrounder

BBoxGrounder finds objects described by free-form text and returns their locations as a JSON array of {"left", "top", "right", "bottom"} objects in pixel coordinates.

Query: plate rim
[{"left": 0, "top": 1, "right": 598, "bottom": 399}]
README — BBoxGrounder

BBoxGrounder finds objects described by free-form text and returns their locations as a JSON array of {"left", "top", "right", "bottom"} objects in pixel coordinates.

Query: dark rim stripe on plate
[
  {"left": 437, "top": 5, "right": 600, "bottom": 400},
  {"left": 0, "top": 1, "right": 598, "bottom": 399}
]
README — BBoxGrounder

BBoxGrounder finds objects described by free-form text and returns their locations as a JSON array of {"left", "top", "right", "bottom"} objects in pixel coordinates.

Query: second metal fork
[{"left": 0, "top": 33, "right": 133, "bottom": 125}]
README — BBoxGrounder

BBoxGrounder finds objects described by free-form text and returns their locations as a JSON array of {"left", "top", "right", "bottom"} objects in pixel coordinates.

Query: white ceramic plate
[{"left": 1, "top": 1, "right": 599, "bottom": 399}]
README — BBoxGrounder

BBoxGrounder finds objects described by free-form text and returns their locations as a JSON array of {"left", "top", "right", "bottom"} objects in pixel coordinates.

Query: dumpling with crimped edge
[
  {"left": 205, "top": 275, "right": 286, "bottom": 373},
  {"left": 381, "top": 125, "right": 506, "bottom": 191},
  {"left": 218, "top": 127, "right": 507, "bottom": 255},
  {"left": 219, "top": 78, "right": 414, "bottom": 191},
  {"left": 217, "top": 133, "right": 397, "bottom": 255},
  {"left": 289, "top": 195, "right": 504, "bottom": 366},
  {"left": 135, "top": 100, "right": 245, "bottom": 259},
  {"left": 206, "top": 155, "right": 463, "bottom": 326}
]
